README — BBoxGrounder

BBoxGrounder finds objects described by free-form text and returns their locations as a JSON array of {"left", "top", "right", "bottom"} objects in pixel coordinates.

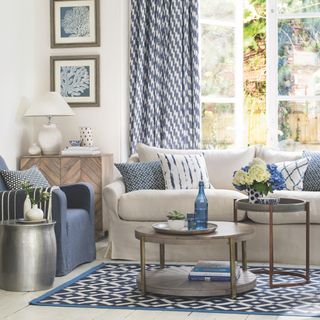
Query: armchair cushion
[
  {"left": 0, "top": 166, "right": 50, "bottom": 190},
  {"left": 0, "top": 156, "right": 8, "bottom": 191}
]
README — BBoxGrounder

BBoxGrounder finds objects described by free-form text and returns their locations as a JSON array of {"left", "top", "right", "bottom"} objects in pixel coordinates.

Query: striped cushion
[
  {"left": 275, "top": 158, "right": 309, "bottom": 191},
  {"left": 157, "top": 153, "right": 212, "bottom": 190}
]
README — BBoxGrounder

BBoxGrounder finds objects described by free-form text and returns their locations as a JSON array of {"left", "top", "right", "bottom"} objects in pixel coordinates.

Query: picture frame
[
  {"left": 50, "top": 0, "right": 100, "bottom": 48},
  {"left": 50, "top": 55, "right": 100, "bottom": 107}
]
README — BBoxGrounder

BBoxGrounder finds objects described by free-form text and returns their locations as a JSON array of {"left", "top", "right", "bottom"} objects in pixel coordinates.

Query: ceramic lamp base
[{"left": 38, "top": 123, "right": 62, "bottom": 155}]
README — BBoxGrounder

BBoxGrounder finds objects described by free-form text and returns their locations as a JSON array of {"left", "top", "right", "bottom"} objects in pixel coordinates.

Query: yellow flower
[
  {"left": 248, "top": 164, "right": 270, "bottom": 183},
  {"left": 250, "top": 157, "right": 267, "bottom": 169},
  {"left": 233, "top": 170, "right": 249, "bottom": 186}
]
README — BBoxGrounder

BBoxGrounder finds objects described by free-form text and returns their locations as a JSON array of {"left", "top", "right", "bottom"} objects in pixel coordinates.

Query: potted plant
[
  {"left": 21, "top": 181, "right": 51, "bottom": 221},
  {"left": 167, "top": 210, "right": 185, "bottom": 230},
  {"left": 232, "top": 158, "right": 286, "bottom": 204}
]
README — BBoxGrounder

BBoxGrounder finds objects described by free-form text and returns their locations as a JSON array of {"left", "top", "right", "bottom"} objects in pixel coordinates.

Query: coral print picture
[
  {"left": 50, "top": 0, "right": 100, "bottom": 47},
  {"left": 51, "top": 55, "right": 100, "bottom": 107}
]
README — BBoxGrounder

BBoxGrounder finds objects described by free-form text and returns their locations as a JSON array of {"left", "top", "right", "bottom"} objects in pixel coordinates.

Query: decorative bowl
[
  {"left": 69, "top": 139, "right": 81, "bottom": 147},
  {"left": 257, "top": 197, "right": 280, "bottom": 205}
]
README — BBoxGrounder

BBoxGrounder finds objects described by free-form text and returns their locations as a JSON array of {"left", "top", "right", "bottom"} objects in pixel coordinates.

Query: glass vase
[{"left": 194, "top": 181, "right": 208, "bottom": 229}]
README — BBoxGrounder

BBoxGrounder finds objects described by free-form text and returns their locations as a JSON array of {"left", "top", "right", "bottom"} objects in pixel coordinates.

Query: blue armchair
[{"left": 0, "top": 156, "right": 96, "bottom": 276}]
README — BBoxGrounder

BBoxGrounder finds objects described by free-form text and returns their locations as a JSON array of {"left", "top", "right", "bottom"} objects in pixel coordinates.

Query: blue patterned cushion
[
  {"left": 303, "top": 150, "right": 320, "bottom": 191},
  {"left": 115, "top": 161, "right": 165, "bottom": 193},
  {"left": 0, "top": 166, "right": 50, "bottom": 190},
  {"left": 275, "top": 158, "right": 309, "bottom": 191}
]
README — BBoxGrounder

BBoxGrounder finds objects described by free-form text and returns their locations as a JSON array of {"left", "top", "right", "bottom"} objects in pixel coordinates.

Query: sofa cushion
[
  {"left": 118, "top": 189, "right": 246, "bottom": 221},
  {"left": 137, "top": 143, "right": 203, "bottom": 162},
  {"left": 115, "top": 161, "right": 165, "bottom": 192},
  {"left": 204, "top": 147, "right": 255, "bottom": 190},
  {"left": 256, "top": 146, "right": 302, "bottom": 164},
  {"left": 302, "top": 150, "right": 320, "bottom": 191},
  {"left": 247, "top": 190, "right": 320, "bottom": 224},
  {"left": 158, "top": 153, "right": 211, "bottom": 189},
  {"left": 275, "top": 158, "right": 309, "bottom": 191}
]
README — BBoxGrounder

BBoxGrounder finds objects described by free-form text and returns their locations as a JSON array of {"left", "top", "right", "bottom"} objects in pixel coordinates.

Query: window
[
  {"left": 274, "top": 0, "right": 320, "bottom": 150},
  {"left": 200, "top": 0, "right": 320, "bottom": 151}
]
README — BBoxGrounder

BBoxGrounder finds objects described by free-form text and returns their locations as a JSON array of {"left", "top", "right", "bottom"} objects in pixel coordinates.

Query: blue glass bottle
[{"left": 194, "top": 181, "right": 208, "bottom": 229}]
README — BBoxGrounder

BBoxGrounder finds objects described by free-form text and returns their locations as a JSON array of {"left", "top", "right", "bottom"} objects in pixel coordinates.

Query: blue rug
[{"left": 30, "top": 263, "right": 320, "bottom": 317}]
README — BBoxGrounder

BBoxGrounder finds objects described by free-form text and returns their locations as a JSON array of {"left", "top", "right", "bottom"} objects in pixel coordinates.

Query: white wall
[
  {"left": 33, "top": 0, "right": 130, "bottom": 163},
  {"left": 0, "top": 0, "right": 35, "bottom": 168}
]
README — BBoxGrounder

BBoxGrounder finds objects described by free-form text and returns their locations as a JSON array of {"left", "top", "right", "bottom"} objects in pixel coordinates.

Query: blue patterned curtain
[{"left": 129, "top": 0, "right": 200, "bottom": 154}]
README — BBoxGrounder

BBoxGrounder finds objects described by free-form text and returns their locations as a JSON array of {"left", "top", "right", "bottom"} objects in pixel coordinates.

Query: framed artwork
[
  {"left": 50, "top": 0, "right": 100, "bottom": 48},
  {"left": 50, "top": 55, "right": 100, "bottom": 107}
]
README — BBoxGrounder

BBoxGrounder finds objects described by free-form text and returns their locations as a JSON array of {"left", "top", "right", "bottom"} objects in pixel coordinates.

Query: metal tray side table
[{"left": 234, "top": 198, "right": 310, "bottom": 288}]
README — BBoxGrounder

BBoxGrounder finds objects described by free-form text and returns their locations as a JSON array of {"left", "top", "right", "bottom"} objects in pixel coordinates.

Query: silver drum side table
[{"left": 0, "top": 220, "right": 56, "bottom": 291}]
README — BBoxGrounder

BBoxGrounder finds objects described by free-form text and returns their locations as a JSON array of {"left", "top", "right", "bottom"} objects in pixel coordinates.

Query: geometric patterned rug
[{"left": 30, "top": 263, "right": 320, "bottom": 317}]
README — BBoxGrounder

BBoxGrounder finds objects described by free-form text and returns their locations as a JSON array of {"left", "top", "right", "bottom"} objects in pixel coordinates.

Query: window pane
[
  {"left": 200, "top": 0, "right": 234, "bottom": 21},
  {"left": 278, "top": 101, "right": 320, "bottom": 148},
  {"left": 278, "top": 19, "right": 320, "bottom": 96},
  {"left": 246, "top": 95, "right": 267, "bottom": 145},
  {"left": 244, "top": 0, "right": 267, "bottom": 145},
  {"left": 201, "top": 103, "right": 235, "bottom": 149},
  {"left": 278, "top": 0, "right": 320, "bottom": 14},
  {"left": 201, "top": 25, "right": 234, "bottom": 97}
]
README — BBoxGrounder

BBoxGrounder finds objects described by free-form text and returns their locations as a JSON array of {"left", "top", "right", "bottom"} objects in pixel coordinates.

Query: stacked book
[
  {"left": 61, "top": 146, "right": 101, "bottom": 156},
  {"left": 188, "top": 261, "right": 240, "bottom": 282}
]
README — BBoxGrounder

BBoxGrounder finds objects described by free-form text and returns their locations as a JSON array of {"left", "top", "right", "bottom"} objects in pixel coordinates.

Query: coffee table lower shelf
[{"left": 136, "top": 267, "right": 256, "bottom": 297}]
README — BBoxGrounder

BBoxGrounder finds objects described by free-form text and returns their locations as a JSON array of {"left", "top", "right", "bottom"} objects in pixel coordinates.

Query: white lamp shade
[{"left": 24, "top": 92, "right": 75, "bottom": 117}]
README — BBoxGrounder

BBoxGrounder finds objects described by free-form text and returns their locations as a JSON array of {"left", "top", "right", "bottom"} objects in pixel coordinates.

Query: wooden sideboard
[{"left": 20, "top": 154, "right": 113, "bottom": 239}]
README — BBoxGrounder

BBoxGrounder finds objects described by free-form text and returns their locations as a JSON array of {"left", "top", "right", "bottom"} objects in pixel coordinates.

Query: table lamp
[{"left": 24, "top": 92, "right": 75, "bottom": 155}]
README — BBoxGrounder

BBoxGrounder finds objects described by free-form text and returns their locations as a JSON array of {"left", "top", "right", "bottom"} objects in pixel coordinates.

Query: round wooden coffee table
[{"left": 135, "top": 221, "right": 256, "bottom": 299}]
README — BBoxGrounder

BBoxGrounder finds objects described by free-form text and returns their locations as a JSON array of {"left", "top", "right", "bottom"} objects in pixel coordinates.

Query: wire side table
[{"left": 234, "top": 198, "right": 310, "bottom": 288}]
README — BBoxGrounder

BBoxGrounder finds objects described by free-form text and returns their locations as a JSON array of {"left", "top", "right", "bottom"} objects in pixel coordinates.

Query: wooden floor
[{"left": 0, "top": 240, "right": 315, "bottom": 320}]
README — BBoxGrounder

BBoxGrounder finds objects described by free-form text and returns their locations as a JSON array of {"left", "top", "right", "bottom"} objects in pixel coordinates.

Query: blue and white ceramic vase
[
  {"left": 247, "top": 187, "right": 263, "bottom": 204},
  {"left": 80, "top": 127, "right": 94, "bottom": 147}
]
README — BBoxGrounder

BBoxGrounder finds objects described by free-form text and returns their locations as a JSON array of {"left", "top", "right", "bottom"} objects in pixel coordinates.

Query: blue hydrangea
[{"left": 267, "top": 164, "right": 286, "bottom": 191}]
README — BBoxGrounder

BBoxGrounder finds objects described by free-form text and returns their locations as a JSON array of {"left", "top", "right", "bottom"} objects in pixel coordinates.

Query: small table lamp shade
[
  {"left": 24, "top": 92, "right": 75, "bottom": 155},
  {"left": 24, "top": 92, "right": 75, "bottom": 117}
]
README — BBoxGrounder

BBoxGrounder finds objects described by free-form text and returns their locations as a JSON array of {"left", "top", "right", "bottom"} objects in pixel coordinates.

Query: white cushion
[
  {"left": 118, "top": 189, "right": 247, "bottom": 221},
  {"left": 256, "top": 146, "right": 302, "bottom": 164},
  {"left": 204, "top": 147, "right": 255, "bottom": 190},
  {"left": 137, "top": 143, "right": 203, "bottom": 162},
  {"left": 247, "top": 190, "right": 320, "bottom": 224},
  {"left": 158, "top": 153, "right": 211, "bottom": 189},
  {"left": 276, "top": 158, "right": 309, "bottom": 191}
]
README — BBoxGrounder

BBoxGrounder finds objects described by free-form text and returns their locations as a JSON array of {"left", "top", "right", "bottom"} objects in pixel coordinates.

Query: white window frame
[
  {"left": 199, "top": 1, "right": 245, "bottom": 148},
  {"left": 266, "top": 0, "right": 320, "bottom": 148}
]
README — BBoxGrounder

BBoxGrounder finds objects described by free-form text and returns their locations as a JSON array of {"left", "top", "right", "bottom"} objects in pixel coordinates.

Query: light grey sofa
[{"left": 103, "top": 144, "right": 320, "bottom": 265}]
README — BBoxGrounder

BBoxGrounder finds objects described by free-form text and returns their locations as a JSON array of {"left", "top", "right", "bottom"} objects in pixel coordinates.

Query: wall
[
  {"left": 35, "top": 0, "right": 130, "bottom": 163},
  {"left": 0, "top": 0, "right": 35, "bottom": 168}
]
